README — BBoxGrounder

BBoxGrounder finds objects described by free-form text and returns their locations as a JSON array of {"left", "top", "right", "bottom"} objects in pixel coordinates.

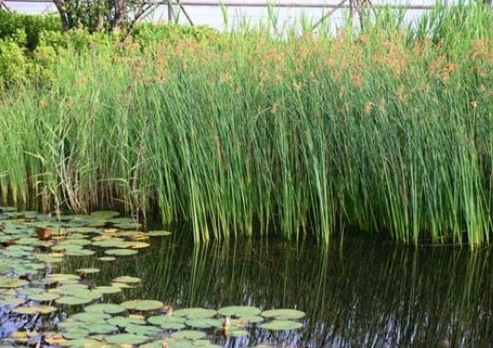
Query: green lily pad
[
  {"left": 81, "top": 323, "right": 118, "bottom": 334},
  {"left": 261, "top": 309, "right": 305, "bottom": 320},
  {"left": 94, "top": 286, "right": 122, "bottom": 295},
  {"left": 28, "top": 293, "right": 60, "bottom": 302},
  {"left": 58, "top": 338, "right": 100, "bottom": 347},
  {"left": 113, "top": 276, "right": 141, "bottom": 284},
  {"left": 56, "top": 296, "right": 94, "bottom": 306},
  {"left": 259, "top": 320, "right": 303, "bottom": 331},
  {"left": 114, "top": 223, "right": 142, "bottom": 230},
  {"left": 173, "top": 308, "right": 217, "bottom": 319},
  {"left": 85, "top": 303, "right": 126, "bottom": 314},
  {"left": 70, "top": 312, "right": 111, "bottom": 322},
  {"left": 148, "top": 315, "right": 186, "bottom": 326},
  {"left": 0, "top": 298, "right": 25, "bottom": 306},
  {"left": 76, "top": 268, "right": 100, "bottom": 274},
  {"left": 0, "top": 278, "right": 29, "bottom": 288},
  {"left": 186, "top": 318, "right": 223, "bottom": 329},
  {"left": 64, "top": 249, "right": 95, "bottom": 257},
  {"left": 218, "top": 306, "right": 261, "bottom": 317},
  {"left": 97, "top": 256, "right": 116, "bottom": 261},
  {"left": 14, "top": 305, "right": 57, "bottom": 314},
  {"left": 125, "top": 324, "right": 162, "bottom": 335},
  {"left": 104, "top": 333, "right": 149, "bottom": 345},
  {"left": 147, "top": 230, "right": 172, "bottom": 237},
  {"left": 171, "top": 330, "right": 206, "bottom": 340},
  {"left": 92, "top": 239, "right": 126, "bottom": 248},
  {"left": 121, "top": 300, "right": 164, "bottom": 311},
  {"left": 107, "top": 315, "right": 147, "bottom": 327},
  {"left": 90, "top": 211, "right": 120, "bottom": 220},
  {"left": 105, "top": 249, "right": 138, "bottom": 256}
]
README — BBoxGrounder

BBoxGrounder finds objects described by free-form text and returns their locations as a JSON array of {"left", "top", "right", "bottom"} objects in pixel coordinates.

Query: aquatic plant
[{"left": 1, "top": 4, "right": 493, "bottom": 246}]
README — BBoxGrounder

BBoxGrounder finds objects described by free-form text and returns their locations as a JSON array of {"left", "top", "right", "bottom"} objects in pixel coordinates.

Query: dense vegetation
[{"left": 1, "top": 4, "right": 493, "bottom": 246}]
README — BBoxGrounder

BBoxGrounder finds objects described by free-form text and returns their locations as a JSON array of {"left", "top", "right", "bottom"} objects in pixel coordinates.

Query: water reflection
[{"left": 64, "top": 232, "right": 493, "bottom": 347}]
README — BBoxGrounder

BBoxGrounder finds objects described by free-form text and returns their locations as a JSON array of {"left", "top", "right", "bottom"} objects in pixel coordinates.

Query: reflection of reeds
[
  {"left": 61, "top": 233, "right": 493, "bottom": 347},
  {"left": 3, "top": 4, "right": 493, "bottom": 245}
]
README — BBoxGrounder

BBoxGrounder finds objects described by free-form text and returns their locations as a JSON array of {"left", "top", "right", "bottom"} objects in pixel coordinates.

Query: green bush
[{"left": 0, "top": 12, "right": 61, "bottom": 50}]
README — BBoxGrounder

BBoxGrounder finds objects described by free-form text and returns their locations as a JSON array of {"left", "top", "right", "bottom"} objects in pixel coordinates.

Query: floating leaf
[
  {"left": 147, "top": 231, "right": 172, "bottom": 237},
  {"left": 148, "top": 315, "right": 186, "bottom": 326},
  {"left": 105, "top": 249, "right": 138, "bottom": 256},
  {"left": 186, "top": 318, "right": 223, "bottom": 329},
  {"left": 98, "top": 257, "right": 116, "bottom": 262},
  {"left": 218, "top": 306, "right": 261, "bottom": 317},
  {"left": 173, "top": 308, "right": 217, "bottom": 319},
  {"left": 171, "top": 330, "right": 206, "bottom": 340},
  {"left": 113, "top": 276, "right": 141, "bottom": 284},
  {"left": 259, "top": 320, "right": 303, "bottom": 331},
  {"left": 261, "top": 309, "right": 305, "bottom": 320},
  {"left": 56, "top": 296, "right": 94, "bottom": 306},
  {"left": 104, "top": 333, "right": 149, "bottom": 345},
  {"left": 70, "top": 312, "right": 111, "bottom": 322},
  {"left": 121, "top": 300, "right": 164, "bottom": 311},
  {"left": 125, "top": 324, "right": 162, "bottom": 335},
  {"left": 85, "top": 303, "right": 126, "bottom": 314},
  {"left": 0, "top": 298, "right": 25, "bottom": 306},
  {"left": 28, "top": 293, "right": 60, "bottom": 302},
  {"left": 0, "top": 278, "right": 29, "bottom": 288},
  {"left": 14, "top": 305, "right": 57, "bottom": 314},
  {"left": 64, "top": 249, "right": 95, "bottom": 257},
  {"left": 81, "top": 323, "right": 118, "bottom": 334},
  {"left": 59, "top": 338, "right": 99, "bottom": 347},
  {"left": 107, "top": 316, "right": 147, "bottom": 327},
  {"left": 94, "top": 286, "right": 122, "bottom": 295}
]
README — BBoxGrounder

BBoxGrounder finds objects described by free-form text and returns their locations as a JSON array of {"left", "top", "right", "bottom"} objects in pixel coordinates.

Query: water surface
[{"left": 63, "top": 231, "right": 493, "bottom": 347}]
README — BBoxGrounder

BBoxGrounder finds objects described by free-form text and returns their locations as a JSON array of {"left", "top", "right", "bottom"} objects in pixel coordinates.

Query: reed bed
[{"left": 1, "top": 4, "right": 493, "bottom": 246}]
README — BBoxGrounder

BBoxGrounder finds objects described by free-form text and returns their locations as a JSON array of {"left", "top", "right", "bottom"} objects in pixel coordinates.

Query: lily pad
[
  {"left": 171, "top": 330, "right": 207, "bottom": 340},
  {"left": 58, "top": 338, "right": 100, "bottom": 347},
  {"left": 173, "top": 308, "right": 217, "bottom": 319},
  {"left": 218, "top": 306, "right": 261, "bottom": 317},
  {"left": 107, "top": 316, "right": 147, "bottom": 327},
  {"left": 70, "top": 312, "right": 111, "bottom": 322},
  {"left": 0, "top": 298, "right": 25, "bottom": 306},
  {"left": 14, "top": 305, "right": 57, "bottom": 314},
  {"left": 113, "top": 276, "right": 141, "bottom": 284},
  {"left": 0, "top": 278, "right": 29, "bottom": 288},
  {"left": 85, "top": 303, "right": 126, "bottom": 314},
  {"left": 121, "top": 300, "right": 164, "bottom": 311},
  {"left": 104, "top": 333, "right": 149, "bottom": 345},
  {"left": 56, "top": 296, "right": 94, "bottom": 306},
  {"left": 261, "top": 309, "right": 305, "bottom": 320},
  {"left": 259, "top": 320, "right": 303, "bottom": 331},
  {"left": 94, "top": 286, "right": 122, "bottom": 295},
  {"left": 125, "top": 324, "right": 162, "bottom": 335},
  {"left": 148, "top": 315, "right": 186, "bottom": 326},
  {"left": 186, "top": 318, "right": 223, "bottom": 329},
  {"left": 28, "top": 293, "right": 60, "bottom": 302},
  {"left": 105, "top": 249, "right": 138, "bottom": 256},
  {"left": 147, "top": 230, "right": 172, "bottom": 237},
  {"left": 64, "top": 249, "right": 95, "bottom": 257}
]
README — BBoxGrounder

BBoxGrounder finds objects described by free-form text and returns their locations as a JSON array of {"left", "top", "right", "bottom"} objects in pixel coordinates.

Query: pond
[{"left": 0, "top": 209, "right": 492, "bottom": 347}]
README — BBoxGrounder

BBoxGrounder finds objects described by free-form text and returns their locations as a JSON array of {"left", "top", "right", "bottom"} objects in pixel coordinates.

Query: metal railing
[{"left": 0, "top": 0, "right": 439, "bottom": 27}]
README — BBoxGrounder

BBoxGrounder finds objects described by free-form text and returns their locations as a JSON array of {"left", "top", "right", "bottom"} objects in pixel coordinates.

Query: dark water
[{"left": 60, "top": 231, "right": 493, "bottom": 348}]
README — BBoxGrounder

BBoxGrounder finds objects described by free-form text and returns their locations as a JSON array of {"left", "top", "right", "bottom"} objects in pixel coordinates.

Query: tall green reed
[{"left": 1, "top": 4, "right": 493, "bottom": 247}]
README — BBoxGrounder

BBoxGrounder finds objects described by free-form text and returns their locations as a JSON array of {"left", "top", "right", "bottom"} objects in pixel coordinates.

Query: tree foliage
[{"left": 52, "top": 0, "right": 153, "bottom": 32}]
